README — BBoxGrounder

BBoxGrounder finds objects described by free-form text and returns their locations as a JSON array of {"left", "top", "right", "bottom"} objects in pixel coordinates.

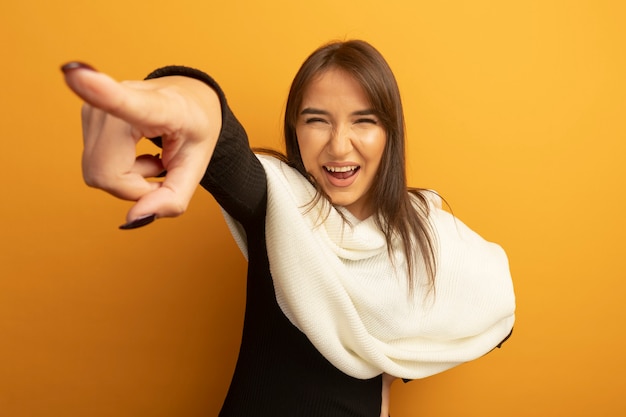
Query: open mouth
[{"left": 324, "top": 165, "right": 360, "bottom": 180}]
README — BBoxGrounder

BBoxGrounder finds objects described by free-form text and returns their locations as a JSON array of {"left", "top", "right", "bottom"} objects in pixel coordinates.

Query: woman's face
[{"left": 296, "top": 68, "right": 386, "bottom": 220}]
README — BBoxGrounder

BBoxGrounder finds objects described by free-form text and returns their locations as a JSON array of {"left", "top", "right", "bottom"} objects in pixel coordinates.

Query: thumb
[{"left": 122, "top": 141, "right": 213, "bottom": 228}]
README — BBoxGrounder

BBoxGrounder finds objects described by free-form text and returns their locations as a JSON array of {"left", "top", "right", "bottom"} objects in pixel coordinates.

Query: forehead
[{"left": 300, "top": 68, "right": 371, "bottom": 107}]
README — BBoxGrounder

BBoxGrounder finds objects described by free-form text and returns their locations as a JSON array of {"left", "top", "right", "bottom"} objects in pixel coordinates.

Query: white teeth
[{"left": 324, "top": 166, "right": 358, "bottom": 173}]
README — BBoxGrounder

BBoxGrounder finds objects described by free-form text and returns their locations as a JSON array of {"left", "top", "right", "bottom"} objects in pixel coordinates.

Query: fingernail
[
  {"left": 119, "top": 214, "right": 156, "bottom": 230},
  {"left": 60, "top": 61, "right": 97, "bottom": 74}
]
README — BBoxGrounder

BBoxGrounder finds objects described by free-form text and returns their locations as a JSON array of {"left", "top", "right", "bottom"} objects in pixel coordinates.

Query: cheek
[
  {"left": 295, "top": 132, "right": 309, "bottom": 163},
  {"left": 296, "top": 131, "right": 322, "bottom": 171},
  {"left": 363, "top": 131, "right": 387, "bottom": 164}
]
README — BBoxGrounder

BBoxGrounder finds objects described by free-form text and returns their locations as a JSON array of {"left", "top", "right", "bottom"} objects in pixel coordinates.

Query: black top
[{"left": 147, "top": 66, "right": 382, "bottom": 417}]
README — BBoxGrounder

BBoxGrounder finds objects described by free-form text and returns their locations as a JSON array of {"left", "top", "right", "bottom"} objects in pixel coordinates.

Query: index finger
[{"left": 61, "top": 62, "right": 174, "bottom": 134}]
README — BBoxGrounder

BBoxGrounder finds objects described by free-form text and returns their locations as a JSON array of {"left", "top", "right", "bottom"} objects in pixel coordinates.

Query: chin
[{"left": 328, "top": 196, "right": 358, "bottom": 211}]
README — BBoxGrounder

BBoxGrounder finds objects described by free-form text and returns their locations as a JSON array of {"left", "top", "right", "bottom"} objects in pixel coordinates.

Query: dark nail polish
[
  {"left": 60, "top": 61, "right": 97, "bottom": 74},
  {"left": 119, "top": 214, "right": 156, "bottom": 230}
]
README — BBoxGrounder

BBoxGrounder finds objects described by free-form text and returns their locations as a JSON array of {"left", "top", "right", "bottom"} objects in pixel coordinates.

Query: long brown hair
[{"left": 277, "top": 39, "right": 437, "bottom": 291}]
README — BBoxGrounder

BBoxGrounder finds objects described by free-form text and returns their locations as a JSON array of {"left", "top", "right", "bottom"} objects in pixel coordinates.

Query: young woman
[{"left": 62, "top": 40, "right": 515, "bottom": 417}]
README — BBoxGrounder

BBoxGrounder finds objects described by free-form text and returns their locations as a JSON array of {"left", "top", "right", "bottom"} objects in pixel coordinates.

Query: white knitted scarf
[{"left": 223, "top": 155, "right": 516, "bottom": 380}]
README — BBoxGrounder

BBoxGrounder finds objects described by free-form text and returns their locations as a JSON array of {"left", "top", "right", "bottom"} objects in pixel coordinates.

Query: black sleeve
[{"left": 145, "top": 66, "right": 267, "bottom": 225}]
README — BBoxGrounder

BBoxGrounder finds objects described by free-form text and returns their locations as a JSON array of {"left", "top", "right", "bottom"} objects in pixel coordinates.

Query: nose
[{"left": 327, "top": 124, "right": 353, "bottom": 157}]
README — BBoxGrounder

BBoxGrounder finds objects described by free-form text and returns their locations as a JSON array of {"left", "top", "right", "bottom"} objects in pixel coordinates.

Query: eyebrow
[{"left": 300, "top": 107, "right": 377, "bottom": 116}]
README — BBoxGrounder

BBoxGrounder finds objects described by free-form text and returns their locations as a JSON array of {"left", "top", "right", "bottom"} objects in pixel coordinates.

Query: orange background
[{"left": 1, "top": 0, "right": 625, "bottom": 416}]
